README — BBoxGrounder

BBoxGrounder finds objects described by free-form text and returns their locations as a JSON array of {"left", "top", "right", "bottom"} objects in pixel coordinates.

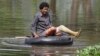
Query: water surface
[{"left": 0, "top": 31, "right": 100, "bottom": 56}]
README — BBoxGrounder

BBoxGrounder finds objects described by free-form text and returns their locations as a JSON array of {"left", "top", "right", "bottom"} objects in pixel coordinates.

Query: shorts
[
  {"left": 39, "top": 27, "right": 61, "bottom": 37},
  {"left": 39, "top": 30, "right": 56, "bottom": 37}
]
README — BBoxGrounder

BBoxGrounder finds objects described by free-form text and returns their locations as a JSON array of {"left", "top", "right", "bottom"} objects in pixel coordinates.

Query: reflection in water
[
  {"left": 32, "top": 46, "right": 63, "bottom": 56},
  {"left": 30, "top": 46, "right": 77, "bottom": 56}
]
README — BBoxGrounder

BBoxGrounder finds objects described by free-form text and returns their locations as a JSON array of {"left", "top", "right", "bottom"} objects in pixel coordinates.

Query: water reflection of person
[
  {"left": 30, "top": 46, "right": 77, "bottom": 56},
  {"left": 30, "top": 46, "right": 56, "bottom": 56},
  {"left": 31, "top": 2, "right": 81, "bottom": 38}
]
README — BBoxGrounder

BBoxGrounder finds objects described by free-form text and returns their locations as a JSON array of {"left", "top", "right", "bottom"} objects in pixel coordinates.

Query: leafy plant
[{"left": 77, "top": 44, "right": 100, "bottom": 56}]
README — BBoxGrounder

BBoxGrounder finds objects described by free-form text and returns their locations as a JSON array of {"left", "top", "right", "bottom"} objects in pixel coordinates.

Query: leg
[{"left": 56, "top": 25, "right": 81, "bottom": 37}]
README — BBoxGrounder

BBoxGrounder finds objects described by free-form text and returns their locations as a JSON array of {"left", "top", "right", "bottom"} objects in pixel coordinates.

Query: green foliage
[{"left": 77, "top": 44, "right": 100, "bottom": 56}]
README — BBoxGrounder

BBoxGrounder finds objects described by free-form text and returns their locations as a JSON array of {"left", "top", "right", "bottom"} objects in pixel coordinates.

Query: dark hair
[{"left": 39, "top": 2, "right": 49, "bottom": 9}]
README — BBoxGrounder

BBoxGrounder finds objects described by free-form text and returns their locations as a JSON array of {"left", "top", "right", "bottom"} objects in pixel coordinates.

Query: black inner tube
[{"left": 25, "top": 36, "right": 73, "bottom": 45}]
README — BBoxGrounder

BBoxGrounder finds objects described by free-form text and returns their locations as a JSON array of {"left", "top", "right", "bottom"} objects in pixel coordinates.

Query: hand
[
  {"left": 34, "top": 34, "right": 39, "bottom": 38},
  {"left": 34, "top": 32, "right": 39, "bottom": 38},
  {"left": 47, "top": 25, "right": 53, "bottom": 29},
  {"left": 56, "top": 32, "right": 62, "bottom": 36}
]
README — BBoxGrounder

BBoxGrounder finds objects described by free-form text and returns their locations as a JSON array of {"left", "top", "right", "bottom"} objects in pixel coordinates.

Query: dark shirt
[{"left": 31, "top": 12, "right": 52, "bottom": 36}]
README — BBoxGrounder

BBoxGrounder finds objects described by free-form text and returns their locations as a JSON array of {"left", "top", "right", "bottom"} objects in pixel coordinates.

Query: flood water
[{"left": 0, "top": 31, "right": 100, "bottom": 56}]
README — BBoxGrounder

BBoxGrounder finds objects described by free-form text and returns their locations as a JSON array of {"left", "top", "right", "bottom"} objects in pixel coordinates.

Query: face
[{"left": 40, "top": 7, "right": 49, "bottom": 15}]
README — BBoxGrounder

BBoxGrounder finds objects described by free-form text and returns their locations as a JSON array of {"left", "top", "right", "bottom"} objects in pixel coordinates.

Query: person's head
[{"left": 39, "top": 2, "right": 49, "bottom": 15}]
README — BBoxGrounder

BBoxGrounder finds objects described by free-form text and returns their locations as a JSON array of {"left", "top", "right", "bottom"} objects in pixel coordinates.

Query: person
[{"left": 31, "top": 2, "right": 81, "bottom": 38}]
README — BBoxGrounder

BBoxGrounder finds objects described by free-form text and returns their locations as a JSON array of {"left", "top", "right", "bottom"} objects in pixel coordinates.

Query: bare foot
[{"left": 75, "top": 28, "right": 82, "bottom": 38}]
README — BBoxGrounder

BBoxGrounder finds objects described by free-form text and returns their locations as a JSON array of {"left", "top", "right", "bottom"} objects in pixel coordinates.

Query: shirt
[{"left": 31, "top": 12, "right": 52, "bottom": 36}]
